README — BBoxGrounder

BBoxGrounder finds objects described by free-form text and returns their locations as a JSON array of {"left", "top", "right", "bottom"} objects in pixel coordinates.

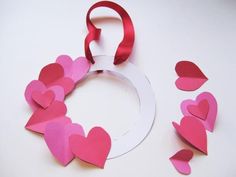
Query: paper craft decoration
[
  {"left": 172, "top": 116, "right": 207, "bottom": 154},
  {"left": 175, "top": 61, "right": 208, "bottom": 91},
  {"left": 181, "top": 92, "right": 217, "bottom": 132},
  {"left": 170, "top": 149, "right": 193, "bottom": 175},
  {"left": 69, "top": 127, "right": 111, "bottom": 168},
  {"left": 44, "top": 118, "right": 84, "bottom": 166}
]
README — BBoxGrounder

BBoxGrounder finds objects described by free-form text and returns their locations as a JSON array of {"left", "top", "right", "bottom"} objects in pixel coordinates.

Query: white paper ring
[{"left": 89, "top": 56, "right": 156, "bottom": 159}]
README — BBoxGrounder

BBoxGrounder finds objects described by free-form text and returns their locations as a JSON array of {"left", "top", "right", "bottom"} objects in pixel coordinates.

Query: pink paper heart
[
  {"left": 38, "top": 63, "right": 75, "bottom": 95},
  {"left": 181, "top": 92, "right": 217, "bottom": 132},
  {"left": 44, "top": 118, "right": 84, "bottom": 166},
  {"left": 69, "top": 127, "right": 111, "bottom": 168},
  {"left": 170, "top": 149, "right": 193, "bottom": 175},
  {"left": 25, "top": 101, "right": 67, "bottom": 134},
  {"left": 172, "top": 116, "right": 207, "bottom": 154},
  {"left": 25, "top": 80, "right": 65, "bottom": 111},
  {"left": 32, "top": 90, "right": 55, "bottom": 109},
  {"left": 56, "top": 55, "right": 90, "bottom": 83},
  {"left": 187, "top": 99, "right": 209, "bottom": 120},
  {"left": 175, "top": 61, "right": 208, "bottom": 91}
]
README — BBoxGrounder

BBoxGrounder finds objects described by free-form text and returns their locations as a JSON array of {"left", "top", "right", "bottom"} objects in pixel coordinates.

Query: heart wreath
[{"left": 24, "top": 1, "right": 156, "bottom": 168}]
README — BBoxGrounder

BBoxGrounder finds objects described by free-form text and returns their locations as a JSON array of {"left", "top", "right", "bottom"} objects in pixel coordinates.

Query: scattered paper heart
[
  {"left": 187, "top": 99, "right": 209, "bottom": 120},
  {"left": 44, "top": 118, "right": 84, "bottom": 166},
  {"left": 175, "top": 61, "right": 208, "bottom": 91},
  {"left": 181, "top": 92, "right": 217, "bottom": 132},
  {"left": 69, "top": 127, "right": 111, "bottom": 168},
  {"left": 172, "top": 116, "right": 207, "bottom": 154},
  {"left": 25, "top": 101, "right": 67, "bottom": 134},
  {"left": 56, "top": 55, "right": 90, "bottom": 83},
  {"left": 25, "top": 80, "right": 65, "bottom": 110},
  {"left": 170, "top": 149, "right": 193, "bottom": 175}
]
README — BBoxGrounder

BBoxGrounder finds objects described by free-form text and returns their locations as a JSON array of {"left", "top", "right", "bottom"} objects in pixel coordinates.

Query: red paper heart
[
  {"left": 25, "top": 101, "right": 67, "bottom": 134},
  {"left": 172, "top": 116, "right": 207, "bottom": 154},
  {"left": 38, "top": 63, "right": 75, "bottom": 95},
  {"left": 187, "top": 99, "right": 209, "bottom": 120},
  {"left": 175, "top": 61, "right": 208, "bottom": 91},
  {"left": 32, "top": 90, "right": 55, "bottom": 109},
  {"left": 69, "top": 127, "right": 111, "bottom": 168}
]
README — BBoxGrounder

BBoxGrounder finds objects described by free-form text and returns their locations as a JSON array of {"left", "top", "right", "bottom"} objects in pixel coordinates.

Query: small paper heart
[
  {"left": 187, "top": 99, "right": 209, "bottom": 120},
  {"left": 32, "top": 90, "right": 55, "bottom": 109}
]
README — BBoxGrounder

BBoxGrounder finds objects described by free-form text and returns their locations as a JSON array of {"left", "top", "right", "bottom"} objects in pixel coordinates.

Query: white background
[{"left": 1, "top": 0, "right": 236, "bottom": 176}]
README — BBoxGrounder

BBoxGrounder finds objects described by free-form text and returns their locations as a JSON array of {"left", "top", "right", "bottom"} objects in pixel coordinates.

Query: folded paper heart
[
  {"left": 56, "top": 55, "right": 90, "bottom": 83},
  {"left": 38, "top": 63, "right": 75, "bottom": 95},
  {"left": 69, "top": 127, "right": 111, "bottom": 168},
  {"left": 170, "top": 149, "right": 193, "bottom": 175},
  {"left": 175, "top": 61, "right": 208, "bottom": 91},
  {"left": 25, "top": 80, "right": 65, "bottom": 111},
  {"left": 172, "top": 116, "right": 207, "bottom": 154},
  {"left": 181, "top": 92, "right": 217, "bottom": 132},
  {"left": 44, "top": 118, "right": 85, "bottom": 166},
  {"left": 32, "top": 90, "right": 55, "bottom": 109},
  {"left": 25, "top": 101, "right": 67, "bottom": 134}
]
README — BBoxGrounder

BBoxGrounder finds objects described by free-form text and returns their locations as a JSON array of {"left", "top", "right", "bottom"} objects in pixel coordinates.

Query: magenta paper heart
[
  {"left": 25, "top": 101, "right": 67, "bottom": 134},
  {"left": 170, "top": 149, "right": 193, "bottom": 175},
  {"left": 25, "top": 80, "right": 65, "bottom": 111},
  {"left": 38, "top": 63, "right": 75, "bottom": 95},
  {"left": 187, "top": 99, "right": 209, "bottom": 120},
  {"left": 172, "top": 116, "right": 207, "bottom": 154},
  {"left": 175, "top": 61, "right": 208, "bottom": 91},
  {"left": 32, "top": 90, "right": 55, "bottom": 109},
  {"left": 181, "top": 92, "right": 217, "bottom": 132},
  {"left": 56, "top": 55, "right": 90, "bottom": 83},
  {"left": 44, "top": 118, "right": 84, "bottom": 166},
  {"left": 69, "top": 127, "right": 111, "bottom": 168}
]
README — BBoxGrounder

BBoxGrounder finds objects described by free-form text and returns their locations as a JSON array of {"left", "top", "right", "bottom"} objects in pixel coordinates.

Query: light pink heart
[
  {"left": 25, "top": 80, "right": 65, "bottom": 111},
  {"left": 56, "top": 55, "right": 90, "bottom": 83},
  {"left": 44, "top": 118, "right": 84, "bottom": 166},
  {"left": 170, "top": 149, "right": 193, "bottom": 175},
  {"left": 181, "top": 92, "right": 217, "bottom": 132}
]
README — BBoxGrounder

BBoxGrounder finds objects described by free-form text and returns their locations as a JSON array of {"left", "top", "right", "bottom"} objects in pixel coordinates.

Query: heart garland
[{"left": 171, "top": 60, "right": 218, "bottom": 175}]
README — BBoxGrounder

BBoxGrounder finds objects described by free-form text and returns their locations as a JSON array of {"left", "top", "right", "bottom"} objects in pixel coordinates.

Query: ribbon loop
[{"left": 85, "top": 1, "right": 135, "bottom": 65}]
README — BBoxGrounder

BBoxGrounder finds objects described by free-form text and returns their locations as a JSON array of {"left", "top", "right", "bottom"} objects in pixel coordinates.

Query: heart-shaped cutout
[
  {"left": 175, "top": 61, "right": 208, "bottom": 91},
  {"left": 187, "top": 99, "right": 209, "bottom": 120},
  {"left": 25, "top": 80, "right": 65, "bottom": 110},
  {"left": 44, "top": 118, "right": 85, "bottom": 166},
  {"left": 56, "top": 55, "right": 90, "bottom": 83},
  {"left": 172, "top": 116, "right": 207, "bottom": 154},
  {"left": 25, "top": 101, "right": 67, "bottom": 134},
  {"left": 69, "top": 127, "right": 111, "bottom": 168},
  {"left": 38, "top": 63, "right": 75, "bottom": 95},
  {"left": 32, "top": 90, "right": 55, "bottom": 109},
  {"left": 181, "top": 92, "right": 217, "bottom": 132},
  {"left": 170, "top": 149, "right": 193, "bottom": 175}
]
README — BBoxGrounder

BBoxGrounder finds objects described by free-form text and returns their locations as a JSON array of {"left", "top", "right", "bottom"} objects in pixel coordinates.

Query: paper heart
[
  {"left": 25, "top": 101, "right": 67, "bottom": 134},
  {"left": 181, "top": 92, "right": 217, "bottom": 132},
  {"left": 32, "top": 90, "right": 55, "bottom": 109},
  {"left": 69, "top": 127, "right": 111, "bottom": 168},
  {"left": 25, "top": 80, "right": 65, "bottom": 110},
  {"left": 38, "top": 63, "right": 75, "bottom": 95},
  {"left": 172, "top": 116, "right": 207, "bottom": 154},
  {"left": 175, "top": 61, "right": 208, "bottom": 91},
  {"left": 187, "top": 99, "right": 209, "bottom": 120},
  {"left": 170, "top": 149, "right": 193, "bottom": 175},
  {"left": 44, "top": 118, "right": 84, "bottom": 166},
  {"left": 56, "top": 55, "right": 90, "bottom": 83}
]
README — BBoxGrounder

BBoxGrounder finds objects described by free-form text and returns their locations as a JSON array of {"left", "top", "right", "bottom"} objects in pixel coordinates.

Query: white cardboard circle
[{"left": 89, "top": 56, "right": 156, "bottom": 159}]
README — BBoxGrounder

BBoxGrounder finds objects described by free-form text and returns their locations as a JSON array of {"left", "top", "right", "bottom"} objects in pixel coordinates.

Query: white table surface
[{"left": 1, "top": 0, "right": 236, "bottom": 176}]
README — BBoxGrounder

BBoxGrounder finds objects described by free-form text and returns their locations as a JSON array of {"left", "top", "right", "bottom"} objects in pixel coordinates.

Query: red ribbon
[{"left": 84, "top": 1, "right": 135, "bottom": 65}]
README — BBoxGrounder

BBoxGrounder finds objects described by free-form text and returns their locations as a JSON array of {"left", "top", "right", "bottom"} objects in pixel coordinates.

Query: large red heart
[
  {"left": 32, "top": 90, "right": 55, "bottom": 109},
  {"left": 172, "top": 116, "right": 207, "bottom": 154},
  {"left": 38, "top": 63, "right": 75, "bottom": 95},
  {"left": 69, "top": 127, "right": 111, "bottom": 168},
  {"left": 25, "top": 101, "right": 67, "bottom": 134},
  {"left": 187, "top": 99, "right": 209, "bottom": 120},
  {"left": 175, "top": 61, "right": 208, "bottom": 91}
]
